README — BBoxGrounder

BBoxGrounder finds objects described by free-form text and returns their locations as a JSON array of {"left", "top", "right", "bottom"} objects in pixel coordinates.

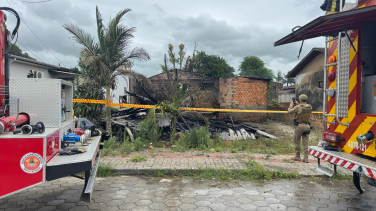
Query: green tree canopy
[
  {"left": 238, "top": 56, "right": 274, "bottom": 79},
  {"left": 70, "top": 67, "right": 81, "bottom": 74},
  {"left": 276, "top": 70, "right": 285, "bottom": 83},
  {"left": 185, "top": 51, "right": 234, "bottom": 79},
  {"left": 64, "top": 6, "right": 150, "bottom": 134},
  {"left": 284, "top": 73, "right": 295, "bottom": 86},
  {"left": 9, "top": 43, "right": 36, "bottom": 60}
]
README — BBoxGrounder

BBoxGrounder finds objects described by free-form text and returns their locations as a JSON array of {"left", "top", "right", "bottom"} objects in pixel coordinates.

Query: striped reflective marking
[{"left": 309, "top": 149, "right": 360, "bottom": 171}]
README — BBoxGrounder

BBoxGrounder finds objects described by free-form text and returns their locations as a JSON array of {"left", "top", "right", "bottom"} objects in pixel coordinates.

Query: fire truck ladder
[{"left": 323, "top": 32, "right": 350, "bottom": 128}]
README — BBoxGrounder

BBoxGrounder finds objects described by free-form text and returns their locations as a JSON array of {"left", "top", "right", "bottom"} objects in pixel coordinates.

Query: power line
[
  {"left": 17, "top": 41, "right": 44, "bottom": 61},
  {"left": 5, "top": 0, "right": 66, "bottom": 67},
  {"left": 17, "top": 0, "right": 51, "bottom": 3}
]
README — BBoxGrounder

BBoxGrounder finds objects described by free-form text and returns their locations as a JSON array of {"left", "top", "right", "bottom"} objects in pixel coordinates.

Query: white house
[
  {"left": 9, "top": 54, "right": 77, "bottom": 80},
  {"left": 111, "top": 75, "right": 130, "bottom": 104}
]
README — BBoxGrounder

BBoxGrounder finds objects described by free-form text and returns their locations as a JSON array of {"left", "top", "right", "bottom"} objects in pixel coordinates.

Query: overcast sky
[{"left": 5, "top": 0, "right": 336, "bottom": 77}]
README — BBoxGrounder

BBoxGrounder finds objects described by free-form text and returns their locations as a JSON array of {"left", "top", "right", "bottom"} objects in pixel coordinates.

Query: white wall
[
  {"left": 279, "top": 93, "right": 295, "bottom": 103},
  {"left": 9, "top": 61, "right": 55, "bottom": 79},
  {"left": 111, "top": 75, "right": 130, "bottom": 104}
]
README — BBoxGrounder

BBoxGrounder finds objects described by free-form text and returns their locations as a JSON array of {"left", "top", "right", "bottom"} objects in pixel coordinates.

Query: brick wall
[
  {"left": 219, "top": 77, "right": 268, "bottom": 121},
  {"left": 147, "top": 70, "right": 219, "bottom": 108}
]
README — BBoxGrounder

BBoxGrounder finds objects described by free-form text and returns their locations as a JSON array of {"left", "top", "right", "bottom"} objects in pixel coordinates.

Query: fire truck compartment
[
  {"left": 47, "top": 135, "right": 101, "bottom": 202},
  {"left": 360, "top": 21, "right": 376, "bottom": 115},
  {"left": 309, "top": 146, "right": 376, "bottom": 179}
]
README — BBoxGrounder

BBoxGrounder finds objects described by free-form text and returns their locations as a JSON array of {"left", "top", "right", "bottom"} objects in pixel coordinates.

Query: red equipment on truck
[
  {"left": 0, "top": 7, "right": 100, "bottom": 202},
  {"left": 275, "top": 0, "right": 376, "bottom": 192}
]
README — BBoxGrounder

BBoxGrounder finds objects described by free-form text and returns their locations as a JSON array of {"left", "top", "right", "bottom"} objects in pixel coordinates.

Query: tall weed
[
  {"left": 104, "top": 136, "right": 117, "bottom": 150},
  {"left": 177, "top": 126, "right": 212, "bottom": 149},
  {"left": 134, "top": 137, "right": 143, "bottom": 151},
  {"left": 135, "top": 119, "right": 160, "bottom": 145}
]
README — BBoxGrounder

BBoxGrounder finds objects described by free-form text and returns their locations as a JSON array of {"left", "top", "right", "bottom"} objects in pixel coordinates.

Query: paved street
[{"left": 1, "top": 176, "right": 375, "bottom": 211}]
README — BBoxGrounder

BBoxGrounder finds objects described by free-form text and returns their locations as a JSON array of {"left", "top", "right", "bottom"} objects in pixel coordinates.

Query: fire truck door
[{"left": 0, "top": 138, "right": 44, "bottom": 199}]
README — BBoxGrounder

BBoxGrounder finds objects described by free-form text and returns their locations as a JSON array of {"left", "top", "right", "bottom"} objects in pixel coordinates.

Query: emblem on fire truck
[{"left": 20, "top": 153, "right": 43, "bottom": 174}]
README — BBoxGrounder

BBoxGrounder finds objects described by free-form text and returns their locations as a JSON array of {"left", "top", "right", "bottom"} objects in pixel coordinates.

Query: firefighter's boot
[
  {"left": 291, "top": 153, "right": 301, "bottom": 161},
  {"left": 302, "top": 155, "right": 309, "bottom": 163}
]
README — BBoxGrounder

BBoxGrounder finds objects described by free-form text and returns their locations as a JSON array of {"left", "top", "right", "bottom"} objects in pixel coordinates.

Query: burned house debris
[{"left": 108, "top": 72, "right": 277, "bottom": 144}]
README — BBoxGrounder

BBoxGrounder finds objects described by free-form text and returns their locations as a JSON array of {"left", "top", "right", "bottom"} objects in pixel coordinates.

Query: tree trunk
[
  {"left": 106, "top": 85, "right": 112, "bottom": 135},
  {"left": 172, "top": 113, "right": 177, "bottom": 142}
]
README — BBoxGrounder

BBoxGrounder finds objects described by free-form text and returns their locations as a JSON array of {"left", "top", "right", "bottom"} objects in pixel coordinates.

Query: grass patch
[
  {"left": 329, "top": 172, "right": 352, "bottom": 180},
  {"left": 230, "top": 149, "right": 237, "bottom": 153},
  {"left": 214, "top": 146, "right": 222, "bottom": 152},
  {"left": 130, "top": 155, "right": 147, "bottom": 162},
  {"left": 97, "top": 164, "right": 116, "bottom": 177},
  {"left": 145, "top": 159, "right": 301, "bottom": 180}
]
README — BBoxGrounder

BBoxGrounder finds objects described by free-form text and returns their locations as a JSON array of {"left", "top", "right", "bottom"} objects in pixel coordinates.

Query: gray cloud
[{"left": 4, "top": 0, "right": 326, "bottom": 76}]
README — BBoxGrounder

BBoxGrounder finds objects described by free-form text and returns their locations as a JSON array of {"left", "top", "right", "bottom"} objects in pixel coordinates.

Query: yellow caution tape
[{"left": 73, "top": 98, "right": 322, "bottom": 114}]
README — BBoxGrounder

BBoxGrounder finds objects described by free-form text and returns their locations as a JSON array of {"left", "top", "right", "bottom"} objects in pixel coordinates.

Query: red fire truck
[
  {"left": 275, "top": 0, "right": 376, "bottom": 192},
  {"left": 0, "top": 7, "right": 100, "bottom": 201}
]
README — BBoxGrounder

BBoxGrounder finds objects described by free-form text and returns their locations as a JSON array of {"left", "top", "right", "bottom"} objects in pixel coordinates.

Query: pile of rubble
[{"left": 109, "top": 107, "right": 276, "bottom": 142}]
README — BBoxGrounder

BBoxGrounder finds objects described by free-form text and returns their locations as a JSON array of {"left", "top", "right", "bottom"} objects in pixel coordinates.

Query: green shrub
[
  {"left": 120, "top": 138, "right": 133, "bottom": 155},
  {"left": 135, "top": 119, "right": 160, "bottom": 145},
  {"left": 230, "top": 149, "right": 237, "bottom": 153},
  {"left": 177, "top": 126, "right": 212, "bottom": 149},
  {"left": 134, "top": 137, "right": 143, "bottom": 151},
  {"left": 97, "top": 164, "right": 116, "bottom": 177},
  {"left": 130, "top": 155, "right": 147, "bottom": 162},
  {"left": 214, "top": 146, "right": 222, "bottom": 152},
  {"left": 271, "top": 99, "right": 280, "bottom": 108},
  {"left": 104, "top": 136, "right": 117, "bottom": 150}
]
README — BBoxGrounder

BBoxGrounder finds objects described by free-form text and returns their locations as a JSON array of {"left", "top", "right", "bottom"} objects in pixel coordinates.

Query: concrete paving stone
[
  {"left": 286, "top": 208, "right": 304, "bottom": 211},
  {"left": 298, "top": 203, "right": 318, "bottom": 211},
  {"left": 209, "top": 203, "right": 226, "bottom": 210},
  {"left": 269, "top": 204, "right": 287, "bottom": 211},
  {"left": 105, "top": 199, "right": 123, "bottom": 206},
  {"left": 36, "top": 197, "right": 55, "bottom": 203},
  {"left": 151, "top": 197, "right": 168, "bottom": 203},
  {"left": 46, "top": 200, "right": 65, "bottom": 206},
  {"left": 165, "top": 199, "right": 182, "bottom": 207},
  {"left": 179, "top": 197, "right": 196, "bottom": 204},
  {"left": 252, "top": 200, "right": 270, "bottom": 207},
  {"left": 36, "top": 206, "right": 57, "bottom": 211},
  {"left": 118, "top": 202, "right": 137, "bottom": 210},
  {"left": 3, "top": 207, "right": 23, "bottom": 211},
  {"left": 194, "top": 201, "right": 211, "bottom": 207},
  {"left": 239, "top": 203, "right": 258, "bottom": 210},
  {"left": 237, "top": 197, "right": 253, "bottom": 204},
  {"left": 223, "top": 200, "right": 241, "bottom": 207},
  {"left": 122, "top": 197, "right": 139, "bottom": 203},
  {"left": 101, "top": 206, "right": 120, "bottom": 211},
  {"left": 194, "top": 206, "right": 214, "bottom": 211},
  {"left": 130, "top": 206, "right": 150, "bottom": 211},
  {"left": 149, "top": 202, "right": 167, "bottom": 210},
  {"left": 68, "top": 205, "right": 89, "bottom": 211},
  {"left": 179, "top": 203, "right": 197, "bottom": 210},
  {"left": 135, "top": 200, "right": 152, "bottom": 206},
  {"left": 56, "top": 202, "right": 77, "bottom": 210},
  {"left": 249, "top": 195, "right": 265, "bottom": 201}
]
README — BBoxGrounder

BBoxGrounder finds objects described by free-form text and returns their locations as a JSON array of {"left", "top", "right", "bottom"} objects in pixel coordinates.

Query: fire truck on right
[{"left": 275, "top": 0, "right": 376, "bottom": 193}]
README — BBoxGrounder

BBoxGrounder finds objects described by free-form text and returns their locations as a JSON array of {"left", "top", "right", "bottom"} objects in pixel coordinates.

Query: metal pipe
[{"left": 323, "top": 37, "right": 335, "bottom": 125}]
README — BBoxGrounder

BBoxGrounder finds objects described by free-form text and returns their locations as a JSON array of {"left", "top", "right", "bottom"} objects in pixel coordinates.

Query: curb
[{"left": 110, "top": 168, "right": 330, "bottom": 177}]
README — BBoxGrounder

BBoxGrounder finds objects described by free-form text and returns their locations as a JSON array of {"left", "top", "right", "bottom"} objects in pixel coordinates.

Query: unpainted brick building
[{"left": 219, "top": 77, "right": 271, "bottom": 121}]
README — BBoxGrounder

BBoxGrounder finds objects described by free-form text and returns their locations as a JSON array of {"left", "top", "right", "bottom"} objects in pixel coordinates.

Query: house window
[
  {"left": 319, "top": 81, "right": 324, "bottom": 88},
  {"left": 124, "top": 87, "right": 128, "bottom": 95}
]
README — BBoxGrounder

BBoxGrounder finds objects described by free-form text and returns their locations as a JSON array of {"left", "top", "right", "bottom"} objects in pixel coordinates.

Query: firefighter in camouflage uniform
[{"left": 288, "top": 94, "right": 312, "bottom": 163}]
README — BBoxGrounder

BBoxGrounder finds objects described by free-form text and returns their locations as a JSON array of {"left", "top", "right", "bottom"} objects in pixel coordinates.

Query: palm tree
[{"left": 64, "top": 6, "right": 150, "bottom": 135}]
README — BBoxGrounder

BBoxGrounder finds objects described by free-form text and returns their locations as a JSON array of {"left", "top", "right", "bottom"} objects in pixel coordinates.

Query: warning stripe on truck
[
  {"left": 308, "top": 148, "right": 360, "bottom": 171},
  {"left": 73, "top": 98, "right": 322, "bottom": 114}
]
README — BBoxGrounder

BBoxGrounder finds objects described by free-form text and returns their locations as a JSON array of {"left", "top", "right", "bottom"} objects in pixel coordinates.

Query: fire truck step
[{"left": 316, "top": 166, "right": 335, "bottom": 177}]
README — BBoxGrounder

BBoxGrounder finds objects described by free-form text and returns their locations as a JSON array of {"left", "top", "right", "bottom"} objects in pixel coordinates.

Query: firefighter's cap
[{"left": 299, "top": 94, "right": 308, "bottom": 101}]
